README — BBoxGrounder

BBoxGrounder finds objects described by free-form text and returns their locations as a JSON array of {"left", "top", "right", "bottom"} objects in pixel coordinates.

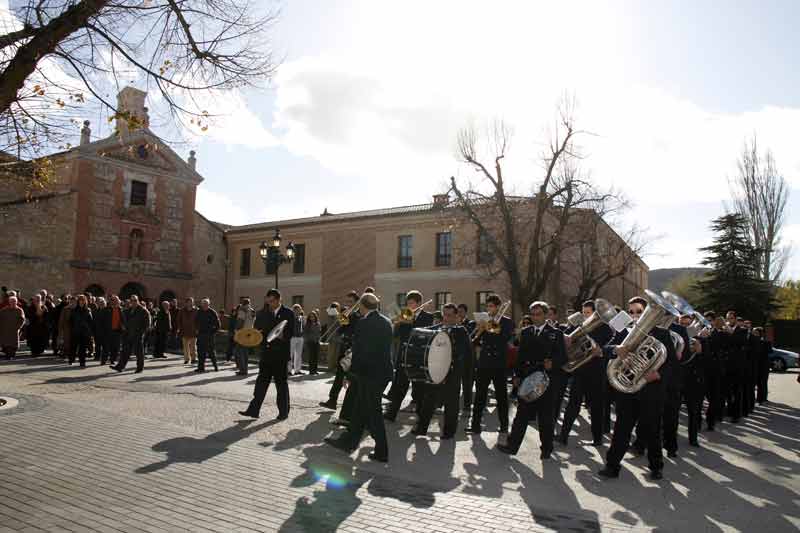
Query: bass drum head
[{"left": 427, "top": 331, "right": 453, "bottom": 384}]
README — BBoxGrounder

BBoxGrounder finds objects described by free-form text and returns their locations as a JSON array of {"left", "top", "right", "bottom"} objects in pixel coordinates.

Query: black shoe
[
  {"left": 330, "top": 418, "right": 349, "bottom": 427},
  {"left": 464, "top": 425, "right": 481, "bottom": 435},
  {"left": 707, "top": 426, "right": 715, "bottom": 432},
  {"left": 319, "top": 401, "right": 336, "bottom": 410},
  {"left": 368, "top": 452, "right": 388, "bottom": 463},
  {"left": 275, "top": 414, "right": 288, "bottom": 421},
  {"left": 598, "top": 466, "right": 620, "bottom": 479},
  {"left": 496, "top": 444, "right": 515, "bottom": 455},
  {"left": 592, "top": 438, "right": 604, "bottom": 447},
  {"left": 111, "top": 366, "right": 123, "bottom": 372},
  {"left": 667, "top": 450, "right": 677, "bottom": 458},
  {"left": 134, "top": 369, "right": 143, "bottom": 374},
  {"left": 236, "top": 372, "right": 248, "bottom": 376},
  {"left": 411, "top": 426, "right": 426, "bottom": 437},
  {"left": 383, "top": 413, "right": 396, "bottom": 422},
  {"left": 556, "top": 434, "right": 568, "bottom": 446},
  {"left": 650, "top": 469, "right": 663, "bottom": 480},
  {"left": 238, "top": 410, "right": 258, "bottom": 418},
  {"left": 324, "top": 437, "right": 353, "bottom": 453},
  {"left": 540, "top": 450, "right": 552, "bottom": 460},
  {"left": 194, "top": 369, "right": 205, "bottom": 373},
  {"left": 630, "top": 446, "right": 645, "bottom": 457}
]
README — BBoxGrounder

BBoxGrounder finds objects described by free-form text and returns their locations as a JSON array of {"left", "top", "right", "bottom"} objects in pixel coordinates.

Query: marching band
[{"left": 237, "top": 285, "right": 774, "bottom": 480}]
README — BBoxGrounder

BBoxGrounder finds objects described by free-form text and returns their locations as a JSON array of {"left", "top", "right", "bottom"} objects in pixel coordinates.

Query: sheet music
[
  {"left": 608, "top": 311, "right": 633, "bottom": 333},
  {"left": 473, "top": 312, "right": 490, "bottom": 323}
]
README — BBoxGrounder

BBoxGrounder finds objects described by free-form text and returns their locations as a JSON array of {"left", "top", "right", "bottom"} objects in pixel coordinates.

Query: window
[
  {"left": 292, "top": 244, "right": 306, "bottom": 274},
  {"left": 239, "top": 248, "right": 251, "bottom": 277},
  {"left": 397, "top": 235, "right": 413, "bottom": 268},
  {"left": 436, "top": 232, "right": 452, "bottom": 267},
  {"left": 292, "top": 295, "right": 304, "bottom": 307},
  {"left": 476, "top": 291, "right": 493, "bottom": 312},
  {"left": 435, "top": 292, "right": 452, "bottom": 310},
  {"left": 477, "top": 230, "right": 493, "bottom": 265},
  {"left": 130, "top": 180, "right": 148, "bottom": 206}
]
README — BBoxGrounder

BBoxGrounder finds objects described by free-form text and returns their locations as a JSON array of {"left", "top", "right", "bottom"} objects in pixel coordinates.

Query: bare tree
[
  {"left": 0, "top": 1, "right": 278, "bottom": 187},
  {"left": 446, "top": 101, "right": 627, "bottom": 314},
  {"left": 729, "top": 134, "right": 790, "bottom": 282},
  {"left": 561, "top": 214, "right": 650, "bottom": 310}
]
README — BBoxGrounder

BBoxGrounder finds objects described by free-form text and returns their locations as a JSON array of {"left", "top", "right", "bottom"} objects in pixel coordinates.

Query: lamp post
[{"left": 259, "top": 228, "right": 295, "bottom": 290}]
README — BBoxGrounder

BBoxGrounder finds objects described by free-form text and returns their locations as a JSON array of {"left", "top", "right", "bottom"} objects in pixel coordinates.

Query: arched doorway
[
  {"left": 84, "top": 284, "right": 106, "bottom": 297},
  {"left": 120, "top": 282, "right": 147, "bottom": 301},
  {"left": 158, "top": 289, "right": 177, "bottom": 304}
]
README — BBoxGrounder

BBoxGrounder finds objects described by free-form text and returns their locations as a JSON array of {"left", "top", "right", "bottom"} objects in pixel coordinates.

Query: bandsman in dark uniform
[
  {"left": 680, "top": 313, "right": 707, "bottom": 448},
  {"left": 499, "top": 301, "right": 566, "bottom": 459},
  {"left": 661, "top": 318, "right": 690, "bottom": 457},
  {"left": 413, "top": 303, "right": 469, "bottom": 439},
  {"left": 466, "top": 294, "right": 512, "bottom": 440},
  {"left": 384, "top": 290, "right": 434, "bottom": 421},
  {"left": 320, "top": 291, "right": 362, "bottom": 420},
  {"left": 456, "top": 303, "right": 476, "bottom": 414},
  {"left": 705, "top": 313, "right": 727, "bottom": 431}
]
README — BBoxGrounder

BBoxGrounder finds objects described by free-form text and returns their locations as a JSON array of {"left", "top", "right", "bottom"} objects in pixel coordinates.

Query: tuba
[
  {"left": 661, "top": 291, "right": 711, "bottom": 364},
  {"left": 563, "top": 299, "right": 617, "bottom": 373},
  {"left": 607, "top": 290, "right": 680, "bottom": 394}
]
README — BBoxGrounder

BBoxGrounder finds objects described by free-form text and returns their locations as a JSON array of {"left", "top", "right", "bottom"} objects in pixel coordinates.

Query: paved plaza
[{"left": 1, "top": 353, "right": 798, "bottom": 533}]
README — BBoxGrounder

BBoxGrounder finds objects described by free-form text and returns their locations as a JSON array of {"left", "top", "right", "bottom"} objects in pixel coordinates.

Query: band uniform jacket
[
  {"left": 350, "top": 311, "right": 394, "bottom": 384},
  {"left": 475, "top": 315, "right": 513, "bottom": 370},
  {"left": 515, "top": 322, "right": 567, "bottom": 379},
  {"left": 338, "top": 310, "right": 361, "bottom": 355},
  {"left": 254, "top": 304, "right": 295, "bottom": 363}
]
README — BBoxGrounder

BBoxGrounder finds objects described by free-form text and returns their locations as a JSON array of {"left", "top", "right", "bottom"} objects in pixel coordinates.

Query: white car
[{"left": 770, "top": 348, "right": 799, "bottom": 372}]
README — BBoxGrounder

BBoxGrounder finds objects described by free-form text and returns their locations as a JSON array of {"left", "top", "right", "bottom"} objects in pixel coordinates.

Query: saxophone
[{"left": 607, "top": 290, "right": 680, "bottom": 393}]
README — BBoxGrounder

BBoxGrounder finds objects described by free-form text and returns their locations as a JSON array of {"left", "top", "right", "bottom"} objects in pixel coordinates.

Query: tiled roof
[{"left": 225, "top": 202, "right": 443, "bottom": 233}]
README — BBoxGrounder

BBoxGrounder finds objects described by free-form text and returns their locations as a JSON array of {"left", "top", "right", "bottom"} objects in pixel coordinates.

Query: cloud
[
  {"left": 195, "top": 188, "right": 251, "bottom": 226},
  {"left": 182, "top": 89, "right": 278, "bottom": 150}
]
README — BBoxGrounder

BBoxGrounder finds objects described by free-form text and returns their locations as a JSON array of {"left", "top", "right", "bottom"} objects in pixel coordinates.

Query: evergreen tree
[{"left": 694, "top": 213, "right": 776, "bottom": 324}]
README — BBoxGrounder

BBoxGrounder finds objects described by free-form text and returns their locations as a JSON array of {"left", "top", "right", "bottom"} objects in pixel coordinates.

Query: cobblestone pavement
[{"left": 1, "top": 353, "right": 798, "bottom": 532}]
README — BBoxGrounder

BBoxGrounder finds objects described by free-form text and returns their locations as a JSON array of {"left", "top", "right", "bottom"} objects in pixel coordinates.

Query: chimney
[
  {"left": 115, "top": 87, "right": 150, "bottom": 137},
  {"left": 80, "top": 121, "right": 91, "bottom": 146},
  {"left": 188, "top": 150, "right": 197, "bottom": 170},
  {"left": 433, "top": 193, "right": 449, "bottom": 207}
]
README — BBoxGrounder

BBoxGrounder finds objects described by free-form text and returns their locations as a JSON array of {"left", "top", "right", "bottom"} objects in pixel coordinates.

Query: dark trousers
[
  {"left": 197, "top": 333, "right": 218, "bottom": 371},
  {"left": 756, "top": 358, "right": 769, "bottom": 402},
  {"left": 102, "top": 330, "right": 121, "bottom": 365},
  {"left": 560, "top": 365, "right": 604, "bottom": 443},
  {"left": 235, "top": 344, "right": 251, "bottom": 375},
  {"left": 744, "top": 358, "right": 757, "bottom": 414},
  {"left": 246, "top": 356, "right": 289, "bottom": 417},
  {"left": 704, "top": 367, "right": 722, "bottom": 429},
  {"left": 154, "top": 331, "right": 168, "bottom": 357},
  {"left": 725, "top": 364, "right": 743, "bottom": 420},
  {"left": 470, "top": 367, "right": 509, "bottom": 432},
  {"left": 551, "top": 369, "right": 570, "bottom": 427},
  {"left": 69, "top": 332, "right": 90, "bottom": 366},
  {"left": 385, "top": 366, "right": 422, "bottom": 420},
  {"left": 327, "top": 361, "right": 347, "bottom": 406},
  {"left": 117, "top": 334, "right": 145, "bottom": 371},
  {"left": 508, "top": 384, "right": 554, "bottom": 454},
  {"left": 662, "top": 369, "right": 683, "bottom": 453},
  {"left": 416, "top": 369, "right": 461, "bottom": 436},
  {"left": 344, "top": 378, "right": 389, "bottom": 458},
  {"left": 307, "top": 341, "right": 320, "bottom": 373},
  {"left": 606, "top": 380, "right": 665, "bottom": 472},
  {"left": 602, "top": 360, "right": 614, "bottom": 433},
  {"left": 339, "top": 380, "right": 357, "bottom": 421},
  {"left": 50, "top": 328, "right": 59, "bottom": 355},
  {"left": 683, "top": 375, "right": 704, "bottom": 445},
  {"left": 461, "top": 352, "right": 475, "bottom": 409}
]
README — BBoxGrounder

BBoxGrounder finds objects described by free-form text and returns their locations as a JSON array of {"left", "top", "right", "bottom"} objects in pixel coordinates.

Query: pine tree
[{"left": 694, "top": 213, "right": 776, "bottom": 324}]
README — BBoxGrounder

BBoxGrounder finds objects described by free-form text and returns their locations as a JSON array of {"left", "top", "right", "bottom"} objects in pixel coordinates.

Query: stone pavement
[{"left": 1, "top": 353, "right": 799, "bottom": 532}]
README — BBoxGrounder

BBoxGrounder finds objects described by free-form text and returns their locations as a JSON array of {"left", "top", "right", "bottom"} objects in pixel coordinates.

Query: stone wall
[{"left": 190, "top": 213, "right": 227, "bottom": 308}]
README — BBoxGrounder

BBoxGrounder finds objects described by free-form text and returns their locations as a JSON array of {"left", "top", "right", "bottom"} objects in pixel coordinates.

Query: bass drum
[
  {"left": 402, "top": 328, "right": 453, "bottom": 384},
  {"left": 518, "top": 370, "right": 550, "bottom": 403}
]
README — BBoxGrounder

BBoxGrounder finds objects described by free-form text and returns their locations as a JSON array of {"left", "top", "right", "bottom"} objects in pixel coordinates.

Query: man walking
[
  {"left": 112, "top": 295, "right": 150, "bottom": 373},
  {"left": 195, "top": 298, "right": 221, "bottom": 373},
  {"left": 177, "top": 298, "right": 198, "bottom": 366}
]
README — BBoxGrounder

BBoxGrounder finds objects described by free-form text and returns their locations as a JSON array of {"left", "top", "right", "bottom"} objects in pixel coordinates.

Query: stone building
[{"left": 0, "top": 88, "right": 227, "bottom": 306}]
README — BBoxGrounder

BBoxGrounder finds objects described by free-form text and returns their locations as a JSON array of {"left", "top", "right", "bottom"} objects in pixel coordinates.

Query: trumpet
[
  {"left": 321, "top": 294, "right": 365, "bottom": 343},
  {"left": 393, "top": 299, "right": 433, "bottom": 324}
]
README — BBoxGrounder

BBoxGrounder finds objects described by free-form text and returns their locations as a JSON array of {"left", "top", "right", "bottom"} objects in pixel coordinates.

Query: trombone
[
  {"left": 472, "top": 300, "right": 511, "bottom": 341},
  {"left": 393, "top": 299, "right": 433, "bottom": 324},
  {"left": 321, "top": 294, "right": 365, "bottom": 343}
]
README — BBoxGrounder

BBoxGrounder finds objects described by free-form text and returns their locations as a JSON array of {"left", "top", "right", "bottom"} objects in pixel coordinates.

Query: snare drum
[{"left": 402, "top": 328, "right": 453, "bottom": 384}]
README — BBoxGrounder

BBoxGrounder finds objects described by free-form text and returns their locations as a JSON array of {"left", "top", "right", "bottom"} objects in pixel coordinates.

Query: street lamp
[{"left": 259, "top": 228, "right": 295, "bottom": 289}]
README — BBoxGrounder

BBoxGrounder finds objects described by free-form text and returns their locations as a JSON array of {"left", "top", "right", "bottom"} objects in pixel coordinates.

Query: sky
[{"left": 16, "top": 1, "right": 800, "bottom": 277}]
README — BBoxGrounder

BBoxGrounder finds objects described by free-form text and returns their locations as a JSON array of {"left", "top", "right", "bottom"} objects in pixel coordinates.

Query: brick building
[
  {"left": 224, "top": 200, "right": 649, "bottom": 319},
  {"left": 0, "top": 88, "right": 226, "bottom": 306}
]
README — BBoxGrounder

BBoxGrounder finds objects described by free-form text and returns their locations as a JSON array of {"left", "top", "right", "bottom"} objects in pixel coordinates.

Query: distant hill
[{"left": 648, "top": 268, "right": 710, "bottom": 292}]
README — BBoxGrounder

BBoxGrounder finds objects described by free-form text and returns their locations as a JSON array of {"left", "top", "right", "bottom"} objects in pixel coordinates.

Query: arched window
[
  {"left": 159, "top": 290, "right": 177, "bottom": 304},
  {"left": 84, "top": 284, "right": 106, "bottom": 297},
  {"left": 120, "top": 282, "right": 146, "bottom": 301},
  {"left": 129, "top": 229, "right": 144, "bottom": 259}
]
